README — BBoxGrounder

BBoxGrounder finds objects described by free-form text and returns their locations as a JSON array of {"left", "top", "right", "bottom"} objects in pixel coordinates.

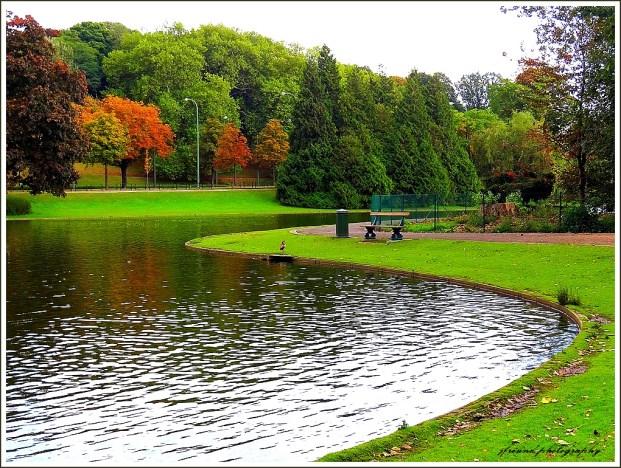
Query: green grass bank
[
  {"left": 6, "top": 190, "right": 334, "bottom": 220},
  {"left": 188, "top": 229, "right": 616, "bottom": 462}
]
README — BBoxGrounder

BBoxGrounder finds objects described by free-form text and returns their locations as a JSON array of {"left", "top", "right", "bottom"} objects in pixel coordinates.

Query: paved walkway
[{"left": 297, "top": 222, "right": 615, "bottom": 246}]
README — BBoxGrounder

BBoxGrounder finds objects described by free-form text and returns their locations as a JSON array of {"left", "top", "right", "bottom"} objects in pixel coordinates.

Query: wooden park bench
[{"left": 364, "top": 211, "right": 410, "bottom": 240}]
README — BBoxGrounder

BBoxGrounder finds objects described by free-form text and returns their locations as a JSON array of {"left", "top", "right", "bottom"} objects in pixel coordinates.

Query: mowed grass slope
[
  {"left": 6, "top": 190, "right": 333, "bottom": 219},
  {"left": 189, "top": 229, "right": 616, "bottom": 462}
]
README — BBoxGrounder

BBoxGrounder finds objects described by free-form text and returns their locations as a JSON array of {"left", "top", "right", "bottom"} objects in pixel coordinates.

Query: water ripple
[{"left": 6, "top": 217, "right": 578, "bottom": 464}]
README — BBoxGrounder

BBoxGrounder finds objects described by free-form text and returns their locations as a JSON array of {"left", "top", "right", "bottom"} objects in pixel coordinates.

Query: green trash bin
[{"left": 336, "top": 209, "right": 349, "bottom": 238}]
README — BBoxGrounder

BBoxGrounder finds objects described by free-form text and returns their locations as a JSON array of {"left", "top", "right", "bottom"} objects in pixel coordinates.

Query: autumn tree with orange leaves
[
  {"left": 97, "top": 96, "right": 174, "bottom": 188},
  {"left": 214, "top": 124, "right": 252, "bottom": 186},
  {"left": 252, "top": 119, "right": 289, "bottom": 184},
  {"left": 78, "top": 97, "right": 130, "bottom": 189}
]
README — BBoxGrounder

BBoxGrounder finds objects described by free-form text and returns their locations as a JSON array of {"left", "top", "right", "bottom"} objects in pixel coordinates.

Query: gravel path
[{"left": 297, "top": 222, "right": 615, "bottom": 246}]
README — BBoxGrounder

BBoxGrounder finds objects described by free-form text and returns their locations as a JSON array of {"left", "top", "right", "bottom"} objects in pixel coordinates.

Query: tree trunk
[
  {"left": 272, "top": 167, "right": 276, "bottom": 186},
  {"left": 120, "top": 159, "right": 129, "bottom": 189},
  {"left": 256, "top": 169, "right": 260, "bottom": 187},
  {"left": 104, "top": 164, "right": 108, "bottom": 190},
  {"left": 233, "top": 165, "right": 237, "bottom": 187}
]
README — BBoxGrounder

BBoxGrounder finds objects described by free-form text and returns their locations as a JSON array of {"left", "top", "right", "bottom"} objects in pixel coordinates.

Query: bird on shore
[{"left": 280, "top": 240, "right": 286, "bottom": 253}]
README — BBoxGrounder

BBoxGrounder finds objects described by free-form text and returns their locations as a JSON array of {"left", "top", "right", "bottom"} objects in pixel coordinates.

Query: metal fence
[
  {"left": 370, "top": 193, "right": 478, "bottom": 227},
  {"left": 369, "top": 191, "right": 611, "bottom": 233}
]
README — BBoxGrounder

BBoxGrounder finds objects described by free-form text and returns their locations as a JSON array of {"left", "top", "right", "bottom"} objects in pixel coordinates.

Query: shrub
[
  {"left": 473, "top": 190, "right": 500, "bottom": 206},
  {"left": 494, "top": 217, "right": 514, "bottom": 233},
  {"left": 557, "top": 286, "right": 581, "bottom": 306},
  {"left": 404, "top": 220, "right": 457, "bottom": 233},
  {"left": 452, "top": 214, "right": 469, "bottom": 224},
  {"left": 595, "top": 214, "right": 615, "bottom": 233},
  {"left": 6, "top": 195, "right": 31, "bottom": 215},
  {"left": 524, "top": 219, "right": 554, "bottom": 233},
  {"left": 562, "top": 204, "right": 597, "bottom": 232}
]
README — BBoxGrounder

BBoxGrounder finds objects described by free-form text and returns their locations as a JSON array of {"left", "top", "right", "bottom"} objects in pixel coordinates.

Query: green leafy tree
[
  {"left": 52, "top": 21, "right": 132, "bottom": 95},
  {"left": 199, "top": 117, "right": 227, "bottom": 186},
  {"left": 194, "top": 24, "right": 305, "bottom": 144},
  {"left": 52, "top": 34, "right": 102, "bottom": 93},
  {"left": 457, "top": 72, "right": 502, "bottom": 110},
  {"left": 6, "top": 14, "right": 88, "bottom": 196},
  {"left": 488, "top": 79, "right": 533, "bottom": 119},
  {"left": 433, "top": 72, "right": 465, "bottom": 111}
]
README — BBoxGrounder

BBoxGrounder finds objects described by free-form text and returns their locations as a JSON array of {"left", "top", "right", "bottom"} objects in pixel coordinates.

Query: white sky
[{"left": 3, "top": 0, "right": 546, "bottom": 82}]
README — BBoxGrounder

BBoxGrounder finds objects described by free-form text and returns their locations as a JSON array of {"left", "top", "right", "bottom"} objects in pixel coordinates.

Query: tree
[
  {"left": 103, "top": 25, "right": 239, "bottom": 183},
  {"left": 391, "top": 71, "right": 450, "bottom": 197},
  {"left": 195, "top": 24, "right": 305, "bottom": 144},
  {"left": 277, "top": 49, "right": 338, "bottom": 207},
  {"left": 200, "top": 117, "right": 227, "bottom": 186},
  {"left": 508, "top": 6, "right": 615, "bottom": 208},
  {"left": 6, "top": 14, "right": 88, "bottom": 196},
  {"left": 99, "top": 96, "right": 174, "bottom": 188},
  {"left": 253, "top": 119, "right": 289, "bottom": 184},
  {"left": 456, "top": 72, "right": 502, "bottom": 110},
  {"left": 78, "top": 97, "right": 130, "bottom": 189},
  {"left": 52, "top": 21, "right": 133, "bottom": 96},
  {"left": 433, "top": 72, "right": 464, "bottom": 111},
  {"left": 488, "top": 79, "right": 532, "bottom": 119},
  {"left": 214, "top": 124, "right": 252, "bottom": 186},
  {"left": 52, "top": 33, "right": 102, "bottom": 94},
  {"left": 419, "top": 73, "right": 481, "bottom": 195},
  {"left": 515, "top": 58, "right": 565, "bottom": 121}
]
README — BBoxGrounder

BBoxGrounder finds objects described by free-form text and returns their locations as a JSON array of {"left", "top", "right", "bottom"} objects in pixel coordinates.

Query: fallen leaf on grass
[
  {"left": 554, "top": 360, "right": 588, "bottom": 377},
  {"left": 541, "top": 397, "right": 557, "bottom": 404},
  {"left": 557, "top": 439, "right": 570, "bottom": 445}
]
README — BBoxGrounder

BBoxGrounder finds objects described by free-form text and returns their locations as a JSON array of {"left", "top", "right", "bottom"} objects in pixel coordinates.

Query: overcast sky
[{"left": 4, "top": 1, "right": 545, "bottom": 82}]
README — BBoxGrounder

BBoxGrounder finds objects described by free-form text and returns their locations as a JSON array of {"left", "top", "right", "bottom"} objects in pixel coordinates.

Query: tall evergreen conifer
[
  {"left": 277, "top": 51, "right": 337, "bottom": 207},
  {"left": 420, "top": 73, "right": 481, "bottom": 195},
  {"left": 391, "top": 72, "right": 450, "bottom": 197}
]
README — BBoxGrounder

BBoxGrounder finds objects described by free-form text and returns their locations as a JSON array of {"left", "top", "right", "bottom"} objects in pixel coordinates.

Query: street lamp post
[{"left": 184, "top": 98, "right": 200, "bottom": 188}]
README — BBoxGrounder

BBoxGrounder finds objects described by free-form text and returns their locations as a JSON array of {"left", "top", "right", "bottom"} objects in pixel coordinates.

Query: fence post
[{"left": 433, "top": 194, "right": 437, "bottom": 232}]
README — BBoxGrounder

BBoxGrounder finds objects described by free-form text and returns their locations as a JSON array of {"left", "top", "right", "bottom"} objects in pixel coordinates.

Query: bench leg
[
  {"left": 364, "top": 227, "right": 377, "bottom": 239},
  {"left": 391, "top": 227, "right": 403, "bottom": 241}
]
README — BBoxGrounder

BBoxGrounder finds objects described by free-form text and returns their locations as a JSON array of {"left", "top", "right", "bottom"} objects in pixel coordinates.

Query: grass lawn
[
  {"left": 6, "top": 190, "right": 336, "bottom": 220},
  {"left": 189, "top": 229, "right": 616, "bottom": 462}
]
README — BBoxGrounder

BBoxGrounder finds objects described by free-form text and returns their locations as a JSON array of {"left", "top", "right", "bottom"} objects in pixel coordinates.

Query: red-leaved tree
[
  {"left": 214, "top": 124, "right": 252, "bottom": 186},
  {"left": 253, "top": 119, "right": 289, "bottom": 184},
  {"left": 99, "top": 96, "right": 174, "bottom": 188},
  {"left": 7, "top": 14, "right": 88, "bottom": 195}
]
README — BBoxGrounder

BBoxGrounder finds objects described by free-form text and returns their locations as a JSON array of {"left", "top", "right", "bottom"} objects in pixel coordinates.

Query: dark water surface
[{"left": 5, "top": 215, "right": 578, "bottom": 464}]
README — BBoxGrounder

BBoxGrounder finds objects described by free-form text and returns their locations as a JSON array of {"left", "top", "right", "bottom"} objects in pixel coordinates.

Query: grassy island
[{"left": 188, "top": 228, "right": 615, "bottom": 462}]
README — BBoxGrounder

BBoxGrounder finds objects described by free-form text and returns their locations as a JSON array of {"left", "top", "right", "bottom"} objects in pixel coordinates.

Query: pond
[{"left": 5, "top": 215, "right": 578, "bottom": 464}]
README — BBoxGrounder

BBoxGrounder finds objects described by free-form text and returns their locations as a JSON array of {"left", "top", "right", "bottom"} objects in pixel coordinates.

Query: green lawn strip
[
  {"left": 189, "top": 229, "right": 615, "bottom": 462},
  {"left": 6, "top": 190, "right": 337, "bottom": 220}
]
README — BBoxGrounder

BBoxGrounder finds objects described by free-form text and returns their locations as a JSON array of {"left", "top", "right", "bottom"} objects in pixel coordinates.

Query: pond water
[{"left": 5, "top": 215, "right": 578, "bottom": 464}]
